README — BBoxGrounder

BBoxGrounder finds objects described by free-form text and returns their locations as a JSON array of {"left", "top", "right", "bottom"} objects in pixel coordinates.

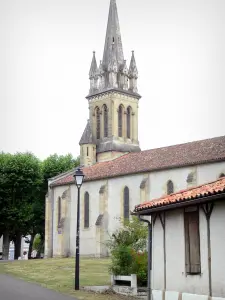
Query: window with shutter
[
  {"left": 124, "top": 187, "right": 129, "bottom": 219},
  {"left": 84, "top": 192, "right": 90, "bottom": 228},
  {"left": 118, "top": 105, "right": 123, "bottom": 137},
  {"left": 184, "top": 208, "right": 201, "bottom": 274}
]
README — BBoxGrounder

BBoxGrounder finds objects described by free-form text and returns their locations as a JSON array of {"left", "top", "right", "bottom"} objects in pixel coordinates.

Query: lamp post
[{"left": 73, "top": 167, "right": 84, "bottom": 290}]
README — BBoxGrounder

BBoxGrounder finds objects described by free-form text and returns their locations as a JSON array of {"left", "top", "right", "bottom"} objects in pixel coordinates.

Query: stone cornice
[{"left": 86, "top": 88, "right": 141, "bottom": 101}]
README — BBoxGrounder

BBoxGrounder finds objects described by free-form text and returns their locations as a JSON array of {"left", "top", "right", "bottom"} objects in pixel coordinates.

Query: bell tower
[{"left": 80, "top": 0, "right": 141, "bottom": 164}]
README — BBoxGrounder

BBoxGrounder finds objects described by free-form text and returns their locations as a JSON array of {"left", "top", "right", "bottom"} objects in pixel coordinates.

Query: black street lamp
[{"left": 73, "top": 167, "right": 84, "bottom": 290}]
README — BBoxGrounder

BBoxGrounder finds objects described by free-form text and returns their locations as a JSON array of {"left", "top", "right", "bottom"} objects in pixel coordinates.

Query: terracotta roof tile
[
  {"left": 51, "top": 135, "right": 225, "bottom": 187},
  {"left": 134, "top": 176, "right": 225, "bottom": 213}
]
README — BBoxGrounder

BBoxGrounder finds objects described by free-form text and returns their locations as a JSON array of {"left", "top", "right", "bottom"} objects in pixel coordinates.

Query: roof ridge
[
  {"left": 139, "top": 135, "right": 225, "bottom": 154},
  {"left": 51, "top": 135, "right": 225, "bottom": 187}
]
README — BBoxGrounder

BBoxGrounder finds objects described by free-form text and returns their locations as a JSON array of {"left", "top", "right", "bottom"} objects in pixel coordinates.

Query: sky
[{"left": 0, "top": 0, "right": 225, "bottom": 160}]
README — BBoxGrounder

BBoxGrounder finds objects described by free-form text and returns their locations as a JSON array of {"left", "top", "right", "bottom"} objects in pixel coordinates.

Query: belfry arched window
[
  {"left": 219, "top": 173, "right": 225, "bottom": 178},
  {"left": 96, "top": 107, "right": 100, "bottom": 139},
  {"left": 118, "top": 105, "right": 123, "bottom": 137},
  {"left": 127, "top": 107, "right": 131, "bottom": 138},
  {"left": 167, "top": 180, "right": 174, "bottom": 195},
  {"left": 124, "top": 186, "right": 130, "bottom": 220},
  {"left": 103, "top": 104, "right": 108, "bottom": 137},
  {"left": 84, "top": 192, "right": 90, "bottom": 228}
]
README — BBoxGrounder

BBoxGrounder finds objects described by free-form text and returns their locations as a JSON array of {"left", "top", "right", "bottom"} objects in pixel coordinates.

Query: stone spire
[
  {"left": 87, "top": 0, "right": 140, "bottom": 96},
  {"left": 128, "top": 51, "right": 138, "bottom": 93},
  {"left": 89, "top": 51, "right": 98, "bottom": 78},
  {"left": 79, "top": 119, "right": 97, "bottom": 166},
  {"left": 102, "top": 0, "right": 124, "bottom": 70},
  {"left": 89, "top": 51, "right": 99, "bottom": 94},
  {"left": 79, "top": 119, "right": 93, "bottom": 145}
]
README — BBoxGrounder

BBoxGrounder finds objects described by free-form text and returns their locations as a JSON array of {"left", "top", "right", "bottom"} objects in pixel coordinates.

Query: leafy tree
[
  {"left": 0, "top": 152, "right": 79, "bottom": 260},
  {"left": 0, "top": 152, "right": 42, "bottom": 260},
  {"left": 107, "top": 216, "right": 149, "bottom": 287},
  {"left": 28, "top": 153, "right": 80, "bottom": 258}
]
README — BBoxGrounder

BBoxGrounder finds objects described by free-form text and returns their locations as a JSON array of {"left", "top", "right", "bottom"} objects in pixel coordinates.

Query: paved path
[{"left": 0, "top": 274, "right": 77, "bottom": 300}]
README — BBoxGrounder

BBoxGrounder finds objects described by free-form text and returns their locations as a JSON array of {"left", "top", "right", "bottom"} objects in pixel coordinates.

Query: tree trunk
[
  {"left": 28, "top": 234, "right": 35, "bottom": 259},
  {"left": 14, "top": 232, "right": 22, "bottom": 260},
  {"left": 2, "top": 231, "right": 10, "bottom": 260},
  {"left": 36, "top": 236, "right": 44, "bottom": 258}
]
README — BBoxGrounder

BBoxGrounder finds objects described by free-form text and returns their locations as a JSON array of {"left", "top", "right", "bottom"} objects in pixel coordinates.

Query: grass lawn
[{"left": 0, "top": 257, "right": 137, "bottom": 300}]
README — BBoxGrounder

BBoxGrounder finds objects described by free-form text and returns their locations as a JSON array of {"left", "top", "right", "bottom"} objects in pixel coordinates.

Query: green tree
[
  {"left": 0, "top": 152, "right": 42, "bottom": 260},
  {"left": 28, "top": 153, "right": 79, "bottom": 258},
  {"left": 107, "top": 216, "right": 149, "bottom": 287}
]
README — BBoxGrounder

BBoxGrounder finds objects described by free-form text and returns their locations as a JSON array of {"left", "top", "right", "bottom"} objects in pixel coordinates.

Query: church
[{"left": 44, "top": 0, "right": 225, "bottom": 258}]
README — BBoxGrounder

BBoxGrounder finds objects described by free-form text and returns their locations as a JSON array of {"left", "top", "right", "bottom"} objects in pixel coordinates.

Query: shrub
[{"left": 107, "top": 216, "right": 149, "bottom": 287}]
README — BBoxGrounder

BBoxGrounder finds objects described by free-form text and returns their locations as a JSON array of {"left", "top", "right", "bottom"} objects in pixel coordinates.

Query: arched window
[
  {"left": 84, "top": 192, "right": 90, "bottom": 228},
  {"left": 167, "top": 180, "right": 174, "bottom": 195},
  {"left": 187, "top": 172, "right": 194, "bottom": 184},
  {"left": 219, "top": 173, "right": 225, "bottom": 178},
  {"left": 96, "top": 107, "right": 100, "bottom": 139},
  {"left": 58, "top": 197, "right": 61, "bottom": 226},
  {"left": 103, "top": 105, "right": 108, "bottom": 137},
  {"left": 124, "top": 186, "right": 130, "bottom": 220},
  {"left": 118, "top": 105, "right": 123, "bottom": 137},
  {"left": 127, "top": 107, "right": 131, "bottom": 138}
]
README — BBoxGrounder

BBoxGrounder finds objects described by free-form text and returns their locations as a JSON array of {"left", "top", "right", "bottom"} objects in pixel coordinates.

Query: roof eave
[
  {"left": 133, "top": 192, "right": 225, "bottom": 216},
  {"left": 50, "top": 158, "right": 225, "bottom": 187}
]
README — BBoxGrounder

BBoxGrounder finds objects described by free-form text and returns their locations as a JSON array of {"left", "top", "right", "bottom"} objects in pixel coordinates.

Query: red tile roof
[
  {"left": 51, "top": 136, "right": 225, "bottom": 187},
  {"left": 134, "top": 177, "right": 225, "bottom": 213}
]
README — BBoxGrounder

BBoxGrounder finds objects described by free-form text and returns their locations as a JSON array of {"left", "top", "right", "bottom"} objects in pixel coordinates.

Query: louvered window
[
  {"left": 118, "top": 105, "right": 123, "bottom": 137},
  {"left": 127, "top": 107, "right": 131, "bottom": 138},
  {"left": 96, "top": 107, "right": 100, "bottom": 139},
  {"left": 103, "top": 105, "right": 108, "bottom": 137}
]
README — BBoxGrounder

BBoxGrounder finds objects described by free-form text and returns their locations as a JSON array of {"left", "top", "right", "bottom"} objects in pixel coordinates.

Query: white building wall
[
  {"left": 152, "top": 201, "right": 225, "bottom": 299},
  {"left": 210, "top": 202, "right": 225, "bottom": 297},
  {"left": 52, "top": 185, "right": 69, "bottom": 257},
  {"left": 50, "top": 160, "right": 225, "bottom": 257},
  {"left": 197, "top": 163, "right": 225, "bottom": 185},
  {"left": 69, "top": 180, "right": 107, "bottom": 256},
  {"left": 108, "top": 174, "right": 145, "bottom": 234}
]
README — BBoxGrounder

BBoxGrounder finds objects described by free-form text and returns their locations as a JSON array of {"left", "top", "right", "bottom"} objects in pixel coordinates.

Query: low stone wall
[{"left": 111, "top": 274, "right": 138, "bottom": 296}]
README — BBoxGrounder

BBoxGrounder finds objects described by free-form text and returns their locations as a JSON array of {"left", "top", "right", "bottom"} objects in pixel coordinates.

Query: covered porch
[{"left": 133, "top": 177, "right": 225, "bottom": 300}]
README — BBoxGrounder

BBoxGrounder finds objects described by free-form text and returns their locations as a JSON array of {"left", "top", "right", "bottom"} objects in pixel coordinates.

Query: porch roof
[{"left": 133, "top": 177, "right": 225, "bottom": 215}]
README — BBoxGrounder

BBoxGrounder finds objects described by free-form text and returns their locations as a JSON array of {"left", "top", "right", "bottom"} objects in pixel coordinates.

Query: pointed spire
[
  {"left": 102, "top": 0, "right": 124, "bottom": 69},
  {"left": 89, "top": 51, "right": 98, "bottom": 79},
  {"left": 108, "top": 43, "right": 118, "bottom": 72},
  {"left": 79, "top": 120, "right": 94, "bottom": 145},
  {"left": 99, "top": 60, "right": 104, "bottom": 75},
  {"left": 122, "top": 60, "right": 128, "bottom": 74},
  {"left": 129, "top": 51, "right": 138, "bottom": 78}
]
